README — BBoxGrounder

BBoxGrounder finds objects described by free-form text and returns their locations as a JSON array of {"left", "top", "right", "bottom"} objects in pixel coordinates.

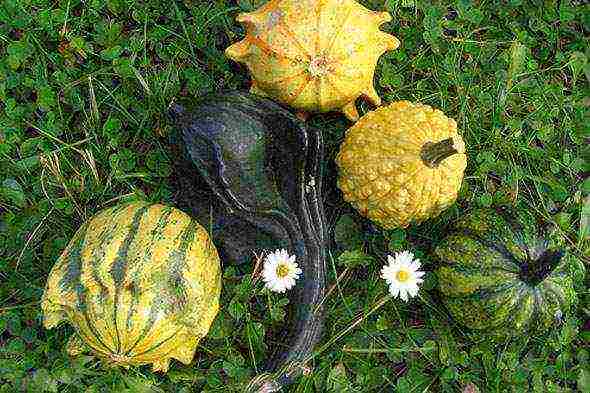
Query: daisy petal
[
  {"left": 262, "top": 249, "right": 301, "bottom": 293},
  {"left": 400, "top": 290, "right": 408, "bottom": 302},
  {"left": 389, "top": 285, "right": 400, "bottom": 298}
]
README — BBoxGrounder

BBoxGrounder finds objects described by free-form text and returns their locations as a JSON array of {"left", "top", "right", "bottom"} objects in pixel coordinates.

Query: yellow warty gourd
[
  {"left": 42, "top": 202, "right": 222, "bottom": 372},
  {"left": 336, "top": 101, "right": 467, "bottom": 229},
  {"left": 225, "top": 0, "right": 399, "bottom": 121}
]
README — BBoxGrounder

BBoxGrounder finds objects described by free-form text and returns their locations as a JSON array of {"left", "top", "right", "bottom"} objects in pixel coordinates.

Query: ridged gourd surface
[
  {"left": 336, "top": 101, "right": 467, "bottom": 229},
  {"left": 225, "top": 0, "right": 399, "bottom": 120},
  {"left": 42, "top": 201, "right": 221, "bottom": 372},
  {"left": 435, "top": 209, "right": 578, "bottom": 333}
]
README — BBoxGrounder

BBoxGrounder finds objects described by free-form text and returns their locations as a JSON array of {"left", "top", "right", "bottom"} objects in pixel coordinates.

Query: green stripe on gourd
[
  {"left": 435, "top": 234, "right": 520, "bottom": 273},
  {"left": 133, "top": 326, "right": 184, "bottom": 358},
  {"left": 55, "top": 222, "right": 116, "bottom": 355},
  {"left": 110, "top": 205, "right": 150, "bottom": 353},
  {"left": 435, "top": 208, "right": 583, "bottom": 334},
  {"left": 164, "top": 224, "right": 195, "bottom": 312},
  {"left": 85, "top": 204, "right": 138, "bottom": 352},
  {"left": 124, "top": 296, "right": 165, "bottom": 356},
  {"left": 124, "top": 206, "right": 175, "bottom": 332}
]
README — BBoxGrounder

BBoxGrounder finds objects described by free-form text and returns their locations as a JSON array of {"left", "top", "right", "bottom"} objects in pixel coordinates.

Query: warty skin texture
[{"left": 336, "top": 101, "right": 467, "bottom": 229}]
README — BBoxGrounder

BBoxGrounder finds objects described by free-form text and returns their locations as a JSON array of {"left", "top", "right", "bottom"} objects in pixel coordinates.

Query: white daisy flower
[
  {"left": 380, "top": 251, "right": 425, "bottom": 301},
  {"left": 262, "top": 249, "right": 302, "bottom": 293}
]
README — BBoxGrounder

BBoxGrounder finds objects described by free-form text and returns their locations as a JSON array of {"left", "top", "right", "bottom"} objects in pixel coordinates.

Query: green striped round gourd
[
  {"left": 434, "top": 208, "right": 583, "bottom": 333},
  {"left": 42, "top": 201, "right": 221, "bottom": 372}
]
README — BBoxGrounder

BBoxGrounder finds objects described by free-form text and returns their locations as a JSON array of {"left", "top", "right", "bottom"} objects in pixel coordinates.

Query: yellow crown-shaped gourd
[{"left": 225, "top": 0, "right": 400, "bottom": 121}]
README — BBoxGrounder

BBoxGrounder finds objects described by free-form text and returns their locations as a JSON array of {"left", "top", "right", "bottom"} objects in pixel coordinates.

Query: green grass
[{"left": 0, "top": 0, "right": 589, "bottom": 392}]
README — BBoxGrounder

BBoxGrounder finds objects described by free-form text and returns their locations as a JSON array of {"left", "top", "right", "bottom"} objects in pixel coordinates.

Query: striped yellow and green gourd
[
  {"left": 435, "top": 208, "right": 583, "bottom": 333},
  {"left": 42, "top": 201, "right": 221, "bottom": 372}
]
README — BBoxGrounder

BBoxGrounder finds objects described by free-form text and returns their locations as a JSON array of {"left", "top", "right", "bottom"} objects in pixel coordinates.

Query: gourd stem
[
  {"left": 520, "top": 250, "right": 564, "bottom": 286},
  {"left": 420, "top": 137, "right": 458, "bottom": 168}
]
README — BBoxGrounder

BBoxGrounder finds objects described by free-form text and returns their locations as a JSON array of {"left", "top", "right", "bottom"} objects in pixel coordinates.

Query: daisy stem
[
  {"left": 342, "top": 346, "right": 406, "bottom": 354},
  {"left": 312, "top": 295, "right": 392, "bottom": 357},
  {"left": 417, "top": 292, "right": 450, "bottom": 320},
  {"left": 313, "top": 266, "right": 350, "bottom": 314},
  {"left": 246, "top": 317, "right": 259, "bottom": 373}
]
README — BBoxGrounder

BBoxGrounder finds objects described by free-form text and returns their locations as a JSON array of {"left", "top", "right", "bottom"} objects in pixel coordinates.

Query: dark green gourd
[
  {"left": 435, "top": 208, "right": 584, "bottom": 333},
  {"left": 169, "top": 92, "right": 327, "bottom": 392}
]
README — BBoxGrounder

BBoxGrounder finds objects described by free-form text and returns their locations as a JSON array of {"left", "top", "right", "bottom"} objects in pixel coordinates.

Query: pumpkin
[
  {"left": 169, "top": 92, "right": 327, "bottom": 391},
  {"left": 42, "top": 201, "right": 222, "bottom": 372},
  {"left": 434, "top": 208, "right": 583, "bottom": 333},
  {"left": 336, "top": 101, "right": 467, "bottom": 229},
  {"left": 225, "top": 0, "right": 399, "bottom": 121}
]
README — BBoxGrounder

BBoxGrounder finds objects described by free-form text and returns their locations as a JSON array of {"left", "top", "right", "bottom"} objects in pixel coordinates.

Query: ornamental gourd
[
  {"left": 435, "top": 208, "right": 584, "bottom": 333},
  {"left": 336, "top": 101, "right": 467, "bottom": 229},
  {"left": 42, "top": 201, "right": 222, "bottom": 372},
  {"left": 169, "top": 92, "right": 327, "bottom": 392},
  {"left": 225, "top": 0, "right": 400, "bottom": 121}
]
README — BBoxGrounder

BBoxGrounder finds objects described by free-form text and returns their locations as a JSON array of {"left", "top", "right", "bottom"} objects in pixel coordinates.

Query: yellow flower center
[
  {"left": 276, "top": 263, "right": 290, "bottom": 278},
  {"left": 395, "top": 269, "right": 410, "bottom": 283}
]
